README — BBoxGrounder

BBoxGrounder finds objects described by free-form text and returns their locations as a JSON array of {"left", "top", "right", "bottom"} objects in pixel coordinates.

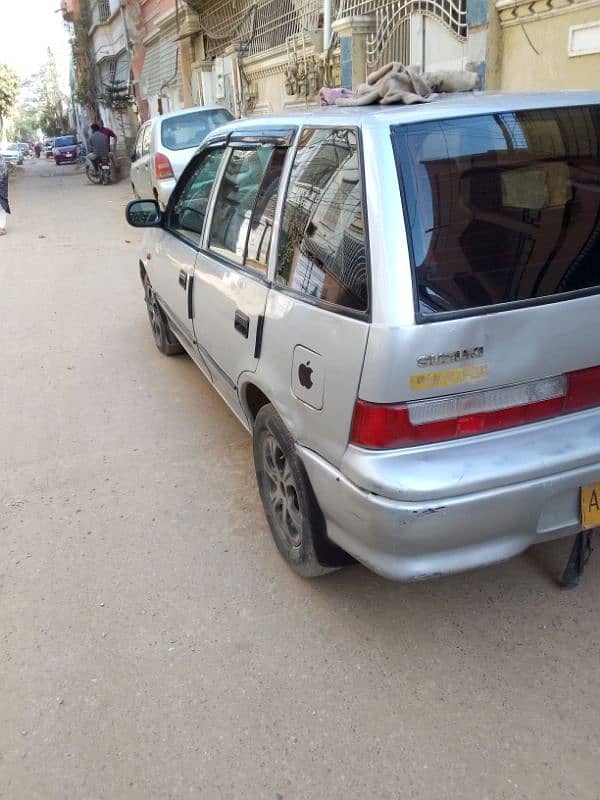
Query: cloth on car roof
[{"left": 328, "top": 62, "right": 479, "bottom": 107}]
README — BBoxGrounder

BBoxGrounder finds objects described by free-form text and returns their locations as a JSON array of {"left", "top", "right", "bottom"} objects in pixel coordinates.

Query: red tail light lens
[
  {"left": 154, "top": 152, "right": 174, "bottom": 180},
  {"left": 350, "top": 365, "right": 600, "bottom": 449}
]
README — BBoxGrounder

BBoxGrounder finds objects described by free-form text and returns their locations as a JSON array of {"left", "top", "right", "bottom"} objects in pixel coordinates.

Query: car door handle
[
  {"left": 178, "top": 269, "right": 187, "bottom": 288},
  {"left": 234, "top": 310, "right": 250, "bottom": 338}
]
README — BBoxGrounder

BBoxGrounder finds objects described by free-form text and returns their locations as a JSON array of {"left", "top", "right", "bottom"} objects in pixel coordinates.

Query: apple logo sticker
[{"left": 298, "top": 360, "right": 313, "bottom": 390}]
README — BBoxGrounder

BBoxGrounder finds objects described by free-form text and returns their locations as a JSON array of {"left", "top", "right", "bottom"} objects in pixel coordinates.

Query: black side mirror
[
  {"left": 125, "top": 199, "right": 162, "bottom": 228},
  {"left": 130, "top": 151, "right": 137, "bottom": 162}
]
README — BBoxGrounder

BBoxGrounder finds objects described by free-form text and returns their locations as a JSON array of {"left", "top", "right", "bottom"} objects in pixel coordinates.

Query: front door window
[
  {"left": 208, "top": 146, "right": 287, "bottom": 274},
  {"left": 167, "top": 146, "right": 226, "bottom": 246}
]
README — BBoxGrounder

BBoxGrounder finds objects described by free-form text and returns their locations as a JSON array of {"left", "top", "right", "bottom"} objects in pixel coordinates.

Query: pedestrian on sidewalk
[{"left": 0, "top": 154, "right": 10, "bottom": 236}]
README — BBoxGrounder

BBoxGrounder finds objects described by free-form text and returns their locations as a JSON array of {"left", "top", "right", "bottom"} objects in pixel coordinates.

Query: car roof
[{"left": 205, "top": 91, "right": 600, "bottom": 139}]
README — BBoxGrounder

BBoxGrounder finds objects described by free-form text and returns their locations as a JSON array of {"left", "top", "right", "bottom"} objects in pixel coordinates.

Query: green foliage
[
  {"left": 69, "top": 0, "right": 98, "bottom": 114},
  {"left": 14, "top": 107, "right": 41, "bottom": 141},
  {"left": 0, "top": 63, "right": 19, "bottom": 126}
]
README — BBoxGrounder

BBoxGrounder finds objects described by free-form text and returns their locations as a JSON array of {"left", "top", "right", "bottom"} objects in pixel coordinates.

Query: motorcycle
[{"left": 86, "top": 156, "right": 112, "bottom": 185}]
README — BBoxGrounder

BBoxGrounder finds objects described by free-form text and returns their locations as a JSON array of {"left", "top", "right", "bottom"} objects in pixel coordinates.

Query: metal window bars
[{"left": 95, "top": 0, "right": 112, "bottom": 23}]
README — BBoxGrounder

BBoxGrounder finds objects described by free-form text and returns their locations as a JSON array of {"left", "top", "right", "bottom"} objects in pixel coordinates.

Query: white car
[
  {"left": 1, "top": 143, "right": 24, "bottom": 165},
  {"left": 130, "top": 105, "right": 234, "bottom": 209}
]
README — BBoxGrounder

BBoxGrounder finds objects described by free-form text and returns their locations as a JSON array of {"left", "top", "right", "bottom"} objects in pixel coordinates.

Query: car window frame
[
  {"left": 198, "top": 130, "right": 298, "bottom": 285},
  {"left": 163, "top": 140, "right": 229, "bottom": 251},
  {"left": 205, "top": 144, "right": 287, "bottom": 280},
  {"left": 270, "top": 124, "right": 372, "bottom": 322}
]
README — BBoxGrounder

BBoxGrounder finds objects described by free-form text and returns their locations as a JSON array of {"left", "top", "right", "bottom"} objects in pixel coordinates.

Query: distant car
[
  {"left": 53, "top": 134, "right": 80, "bottom": 165},
  {"left": 130, "top": 105, "right": 234, "bottom": 208},
  {"left": 0, "top": 143, "right": 24, "bottom": 165},
  {"left": 44, "top": 138, "right": 55, "bottom": 158},
  {"left": 17, "top": 142, "right": 31, "bottom": 158}
]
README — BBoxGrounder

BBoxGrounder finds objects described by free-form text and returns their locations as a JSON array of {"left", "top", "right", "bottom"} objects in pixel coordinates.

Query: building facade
[{"left": 496, "top": 0, "right": 600, "bottom": 90}]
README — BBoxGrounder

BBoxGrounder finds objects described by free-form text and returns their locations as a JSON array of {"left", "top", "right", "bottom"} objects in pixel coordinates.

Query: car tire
[
  {"left": 55, "top": 159, "right": 59, "bottom": 166},
  {"left": 253, "top": 404, "right": 348, "bottom": 578},
  {"left": 143, "top": 274, "right": 183, "bottom": 356}
]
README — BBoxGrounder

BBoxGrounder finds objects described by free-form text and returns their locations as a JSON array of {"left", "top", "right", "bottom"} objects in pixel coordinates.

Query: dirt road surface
[{"left": 1, "top": 158, "right": 599, "bottom": 800}]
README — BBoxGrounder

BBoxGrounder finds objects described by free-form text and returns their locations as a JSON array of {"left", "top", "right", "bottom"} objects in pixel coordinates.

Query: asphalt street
[{"left": 1, "top": 157, "right": 600, "bottom": 800}]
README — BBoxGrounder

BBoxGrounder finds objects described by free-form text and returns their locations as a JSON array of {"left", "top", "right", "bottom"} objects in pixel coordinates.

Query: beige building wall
[{"left": 498, "top": 0, "right": 600, "bottom": 90}]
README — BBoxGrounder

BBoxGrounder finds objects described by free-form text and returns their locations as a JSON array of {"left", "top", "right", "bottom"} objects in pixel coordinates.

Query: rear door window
[
  {"left": 392, "top": 105, "right": 600, "bottom": 318},
  {"left": 141, "top": 124, "right": 152, "bottom": 156},
  {"left": 134, "top": 126, "right": 146, "bottom": 160}
]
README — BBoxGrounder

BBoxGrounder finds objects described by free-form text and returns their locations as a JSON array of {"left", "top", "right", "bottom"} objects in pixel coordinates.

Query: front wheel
[
  {"left": 253, "top": 404, "right": 347, "bottom": 578},
  {"left": 86, "top": 164, "right": 101, "bottom": 184},
  {"left": 143, "top": 274, "right": 183, "bottom": 356}
]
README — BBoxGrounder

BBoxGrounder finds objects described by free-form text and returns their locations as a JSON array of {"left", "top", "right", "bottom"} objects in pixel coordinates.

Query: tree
[
  {"left": 0, "top": 63, "right": 19, "bottom": 131},
  {"left": 69, "top": 0, "right": 99, "bottom": 117},
  {"left": 36, "top": 50, "right": 70, "bottom": 136}
]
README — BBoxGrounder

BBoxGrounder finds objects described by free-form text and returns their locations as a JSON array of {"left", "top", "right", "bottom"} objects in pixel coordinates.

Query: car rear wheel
[
  {"left": 253, "top": 404, "right": 347, "bottom": 578},
  {"left": 143, "top": 274, "right": 183, "bottom": 356}
]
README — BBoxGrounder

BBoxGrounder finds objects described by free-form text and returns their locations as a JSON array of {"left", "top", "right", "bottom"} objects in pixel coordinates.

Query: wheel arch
[{"left": 240, "top": 381, "right": 272, "bottom": 426}]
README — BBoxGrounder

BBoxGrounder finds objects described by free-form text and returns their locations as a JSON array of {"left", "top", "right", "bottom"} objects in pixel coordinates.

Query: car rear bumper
[{"left": 298, "top": 445, "right": 600, "bottom": 581}]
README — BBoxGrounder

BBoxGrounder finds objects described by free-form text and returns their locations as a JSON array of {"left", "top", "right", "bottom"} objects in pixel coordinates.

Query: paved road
[{"left": 1, "top": 158, "right": 599, "bottom": 800}]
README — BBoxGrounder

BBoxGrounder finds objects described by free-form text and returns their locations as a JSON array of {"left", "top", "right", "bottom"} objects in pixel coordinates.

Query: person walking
[{"left": 0, "top": 154, "right": 10, "bottom": 236}]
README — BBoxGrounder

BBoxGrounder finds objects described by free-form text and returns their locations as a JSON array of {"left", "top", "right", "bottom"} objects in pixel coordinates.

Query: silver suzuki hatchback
[{"left": 126, "top": 92, "right": 600, "bottom": 581}]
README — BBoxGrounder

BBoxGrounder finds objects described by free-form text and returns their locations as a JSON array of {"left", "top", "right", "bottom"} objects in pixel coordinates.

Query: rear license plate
[{"left": 581, "top": 483, "right": 600, "bottom": 529}]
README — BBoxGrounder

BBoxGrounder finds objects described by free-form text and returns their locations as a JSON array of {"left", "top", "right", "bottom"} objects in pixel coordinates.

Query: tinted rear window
[
  {"left": 55, "top": 136, "right": 76, "bottom": 147},
  {"left": 161, "top": 109, "right": 233, "bottom": 151},
  {"left": 392, "top": 106, "right": 600, "bottom": 318}
]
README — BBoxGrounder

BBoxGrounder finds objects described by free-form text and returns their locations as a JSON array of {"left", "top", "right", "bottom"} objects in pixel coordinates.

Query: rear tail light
[
  {"left": 350, "top": 365, "right": 600, "bottom": 449},
  {"left": 154, "top": 152, "right": 174, "bottom": 180}
]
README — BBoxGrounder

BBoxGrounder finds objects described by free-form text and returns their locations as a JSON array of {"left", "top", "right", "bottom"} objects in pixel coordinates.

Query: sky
[{"left": 0, "top": 0, "right": 71, "bottom": 90}]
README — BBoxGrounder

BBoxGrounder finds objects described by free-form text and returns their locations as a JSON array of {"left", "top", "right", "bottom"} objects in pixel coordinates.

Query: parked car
[
  {"left": 44, "top": 138, "right": 55, "bottom": 158},
  {"left": 130, "top": 105, "right": 234, "bottom": 209},
  {"left": 125, "top": 92, "right": 600, "bottom": 582},
  {"left": 53, "top": 134, "right": 81, "bottom": 165},
  {"left": 17, "top": 142, "right": 31, "bottom": 158},
  {"left": 0, "top": 143, "right": 24, "bottom": 165}
]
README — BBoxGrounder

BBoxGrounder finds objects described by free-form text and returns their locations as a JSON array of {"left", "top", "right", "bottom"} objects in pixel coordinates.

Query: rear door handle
[{"left": 234, "top": 310, "right": 250, "bottom": 338}]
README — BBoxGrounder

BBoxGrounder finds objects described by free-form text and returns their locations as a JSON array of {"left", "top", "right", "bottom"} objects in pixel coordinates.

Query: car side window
[
  {"left": 245, "top": 147, "right": 287, "bottom": 272},
  {"left": 275, "top": 128, "right": 369, "bottom": 313},
  {"left": 167, "top": 146, "right": 226, "bottom": 246},
  {"left": 134, "top": 126, "right": 145, "bottom": 160},
  {"left": 141, "top": 124, "right": 152, "bottom": 156},
  {"left": 208, "top": 146, "right": 279, "bottom": 272}
]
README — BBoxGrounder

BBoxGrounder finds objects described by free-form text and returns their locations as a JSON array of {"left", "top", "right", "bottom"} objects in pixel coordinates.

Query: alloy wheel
[{"left": 261, "top": 431, "right": 302, "bottom": 549}]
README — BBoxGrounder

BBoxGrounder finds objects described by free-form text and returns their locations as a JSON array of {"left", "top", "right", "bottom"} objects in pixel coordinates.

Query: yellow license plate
[{"left": 581, "top": 483, "right": 600, "bottom": 530}]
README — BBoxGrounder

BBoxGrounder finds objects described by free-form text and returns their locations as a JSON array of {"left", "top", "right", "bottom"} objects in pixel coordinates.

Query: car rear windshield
[
  {"left": 392, "top": 105, "right": 600, "bottom": 318},
  {"left": 55, "top": 136, "right": 76, "bottom": 147},
  {"left": 161, "top": 109, "right": 233, "bottom": 151}
]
